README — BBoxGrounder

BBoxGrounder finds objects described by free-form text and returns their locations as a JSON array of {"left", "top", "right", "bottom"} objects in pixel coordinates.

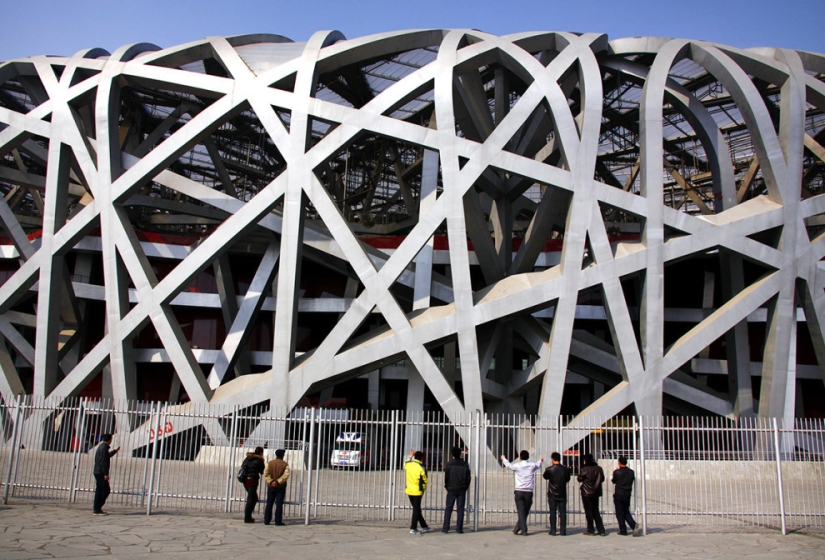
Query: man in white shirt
[{"left": 501, "top": 450, "right": 543, "bottom": 535}]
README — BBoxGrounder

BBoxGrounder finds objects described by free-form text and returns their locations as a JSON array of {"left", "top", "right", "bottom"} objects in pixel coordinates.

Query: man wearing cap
[{"left": 263, "top": 449, "right": 290, "bottom": 526}]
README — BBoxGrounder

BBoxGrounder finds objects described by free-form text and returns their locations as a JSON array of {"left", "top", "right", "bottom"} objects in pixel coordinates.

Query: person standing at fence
[
  {"left": 263, "top": 449, "right": 290, "bottom": 526},
  {"left": 441, "top": 446, "right": 471, "bottom": 534},
  {"left": 500, "top": 450, "right": 543, "bottom": 536},
  {"left": 405, "top": 449, "right": 431, "bottom": 535},
  {"left": 577, "top": 453, "right": 605, "bottom": 536},
  {"left": 543, "top": 452, "right": 571, "bottom": 536},
  {"left": 241, "top": 446, "right": 265, "bottom": 523},
  {"left": 611, "top": 456, "right": 641, "bottom": 536},
  {"left": 92, "top": 433, "right": 120, "bottom": 515}
]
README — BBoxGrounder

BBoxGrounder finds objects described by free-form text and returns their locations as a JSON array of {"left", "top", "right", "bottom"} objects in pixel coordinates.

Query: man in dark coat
[
  {"left": 611, "top": 455, "right": 641, "bottom": 536},
  {"left": 441, "top": 446, "right": 471, "bottom": 533},
  {"left": 93, "top": 433, "right": 120, "bottom": 515},
  {"left": 542, "top": 452, "right": 571, "bottom": 535},
  {"left": 577, "top": 453, "right": 605, "bottom": 536},
  {"left": 240, "top": 446, "right": 266, "bottom": 523}
]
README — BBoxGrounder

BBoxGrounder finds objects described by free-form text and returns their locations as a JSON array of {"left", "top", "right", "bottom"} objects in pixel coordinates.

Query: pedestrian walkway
[{"left": 1, "top": 501, "right": 824, "bottom": 559}]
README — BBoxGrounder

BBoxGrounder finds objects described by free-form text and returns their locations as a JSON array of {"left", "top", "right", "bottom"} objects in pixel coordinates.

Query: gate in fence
[{"left": 1, "top": 396, "right": 823, "bottom": 534}]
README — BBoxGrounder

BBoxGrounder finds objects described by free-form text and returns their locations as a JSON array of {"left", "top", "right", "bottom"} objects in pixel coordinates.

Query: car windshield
[{"left": 334, "top": 442, "right": 361, "bottom": 451}]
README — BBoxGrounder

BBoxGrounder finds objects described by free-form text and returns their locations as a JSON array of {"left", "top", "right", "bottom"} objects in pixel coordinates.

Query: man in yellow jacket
[{"left": 404, "top": 449, "right": 431, "bottom": 534}]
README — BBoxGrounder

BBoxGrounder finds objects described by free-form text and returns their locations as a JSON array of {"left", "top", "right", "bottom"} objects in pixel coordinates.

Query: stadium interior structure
[{"left": 0, "top": 30, "right": 824, "bottom": 432}]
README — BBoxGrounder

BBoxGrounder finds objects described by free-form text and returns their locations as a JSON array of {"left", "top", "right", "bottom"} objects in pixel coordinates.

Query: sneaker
[
  {"left": 441, "top": 529, "right": 449, "bottom": 534},
  {"left": 420, "top": 527, "right": 431, "bottom": 533},
  {"left": 456, "top": 529, "right": 464, "bottom": 534},
  {"left": 410, "top": 529, "right": 421, "bottom": 535},
  {"left": 549, "top": 531, "right": 556, "bottom": 536},
  {"left": 583, "top": 531, "right": 595, "bottom": 536},
  {"left": 598, "top": 531, "right": 606, "bottom": 537},
  {"left": 632, "top": 527, "right": 642, "bottom": 537}
]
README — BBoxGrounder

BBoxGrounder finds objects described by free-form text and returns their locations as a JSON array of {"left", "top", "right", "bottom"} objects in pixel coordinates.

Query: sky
[{"left": 1, "top": 0, "right": 823, "bottom": 62}]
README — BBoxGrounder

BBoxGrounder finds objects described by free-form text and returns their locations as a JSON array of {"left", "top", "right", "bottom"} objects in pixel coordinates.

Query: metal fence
[{"left": 1, "top": 395, "right": 823, "bottom": 534}]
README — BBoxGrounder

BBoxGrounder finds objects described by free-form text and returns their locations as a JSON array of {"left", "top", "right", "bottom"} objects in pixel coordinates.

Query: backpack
[{"left": 237, "top": 460, "right": 248, "bottom": 483}]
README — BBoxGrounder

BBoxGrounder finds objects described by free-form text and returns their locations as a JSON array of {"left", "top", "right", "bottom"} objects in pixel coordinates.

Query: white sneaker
[{"left": 410, "top": 529, "right": 420, "bottom": 535}]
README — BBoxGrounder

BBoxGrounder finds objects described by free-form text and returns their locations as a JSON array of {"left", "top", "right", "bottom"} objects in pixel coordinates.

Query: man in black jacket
[
  {"left": 441, "top": 446, "right": 471, "bottom": 533},
  {"left": 93, "top": 433, "right": 120, "bottom": 515},
  {"left": 577, "top": 453, "right": 605, "bottom": 536},
  {"left": 542, "top": 452, "right": 571, "bottom": 535},
  {"left": 611, "top": 456, "right": 640, "bottom": 536}
]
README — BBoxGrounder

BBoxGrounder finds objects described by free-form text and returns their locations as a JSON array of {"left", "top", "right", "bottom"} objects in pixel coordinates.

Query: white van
[{"left": 330, "top": 432, "right": 372, "bottom": 468}]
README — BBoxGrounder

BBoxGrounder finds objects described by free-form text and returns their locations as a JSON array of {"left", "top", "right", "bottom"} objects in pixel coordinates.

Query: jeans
[
  {"left": 548, "top": 496, "right": 567, "bottom": 535},
  {"left": 408, "top": 495, "right": 428, "bottom": 530},
  {"left": 93, "top": 474, "right": 110, "bottom": 513},
  {"left": 264, "top": 486, "right": 286, "bottom": 525},
  {"left": 244, "top": 483, "right": 259, "bottom": 521},
  {"left": 613, "top": 493, "right": 636, "bottom": 534},
  {"left": 581, "top": 495, "right": 604, "bottom": 534},
  {"left": 442, "top": 490, "right": 466, "bottom": 532},
  {"left": 513, "top": 491, "right": 533, "bottom": 534}
]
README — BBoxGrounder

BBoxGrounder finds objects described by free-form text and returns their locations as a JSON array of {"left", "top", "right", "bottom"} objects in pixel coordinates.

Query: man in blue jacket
[{"left": 441, "top": 446, "right": 471, "bottom": 533}]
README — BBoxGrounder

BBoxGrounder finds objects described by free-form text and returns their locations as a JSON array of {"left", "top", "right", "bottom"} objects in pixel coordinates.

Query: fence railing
[{"left": 1, "top": 395, "right": 823, "bottom": 534}]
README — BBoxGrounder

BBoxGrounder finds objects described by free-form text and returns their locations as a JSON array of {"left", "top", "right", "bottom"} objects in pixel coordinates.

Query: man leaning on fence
[
  {"left": 442, "top": 446, "right": 471, "bottom": 534},
  {"left": 543, "top": 452, "right": 571, "bottom": 536},
  {"left": 577, "top": 453, "right": 605, "bottom": 536},
  {"left": 612, "top": 456, "right": 641, "bottom": 536},
  {"left": 263, "top": 449, "right": 289, "bottom": 526},
  {"left": 93, "top": 433, "right": 120, "bottom": 515},
  {"left": 501, "top": 450, "right": 543, "bottom": 536},
  {"left": 405, "top": 449, "right": 431, "bottom": 535}
]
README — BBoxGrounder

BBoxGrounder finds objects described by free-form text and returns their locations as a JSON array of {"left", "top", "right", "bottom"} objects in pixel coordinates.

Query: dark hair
[
  {"left": 551, "top": 452, "right": 561, "bottom": 462},
  {"left": 618, "top": 455, "right": 628, "bottom": 466},
  {"left": 519, "top": 450, "right": 529, "bottom": 461},
  {"left": 583, "top": 453, "right": 594, "bottom": 465},
  {"left": 101, "top": 433, "right": 112, "bottom": 443},
  {"left": 452, "top": 446, "right": 462, "bottom": 459},
  {"left": 414, "top": 450, "right": 424, "bottom": 461},
  {"left": 275, "top": 449, "right": 286, "bottom": 458},
  {"left": 254, "top": 446, "right": 264, "bottom": 456}
]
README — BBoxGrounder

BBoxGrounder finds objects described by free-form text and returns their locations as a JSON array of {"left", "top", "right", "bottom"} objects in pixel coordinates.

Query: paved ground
[{"left": 1, "top": 501, "right": 824, "bottom": 559}]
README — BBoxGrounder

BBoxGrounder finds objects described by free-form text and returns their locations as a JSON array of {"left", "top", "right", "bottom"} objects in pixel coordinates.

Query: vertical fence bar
[
  {"left": 639, "top": 415, "right": 647, "bottom": 535},
  {"left": 140, "top": 402, "right": 155, "bottom": 509},
  {"left": 388, "top": 410, "right": 398, "bottom": 522},
  {"left": 2, "top": 395, "right": 23, "bottom": 505},
  {"left": 473, "top": 409, "right": 480, "bottom": 532},
  {"left": 153, "top": 404, "right": 169, "bottom": 509},
  {"left": 772, "top": 417, "right": 787, "bottom": 535},
  {"left": 145, "top": 404, "right": 161, "bottom": 516},
  {"left": 68, "top": 398, "right": 86, "bottom": 502},
  {"left": 304, "top": 407, "right": 316, "bottom": 526},
  {"left": 224, "top": 405, "right": 238, "bottom": 513}
]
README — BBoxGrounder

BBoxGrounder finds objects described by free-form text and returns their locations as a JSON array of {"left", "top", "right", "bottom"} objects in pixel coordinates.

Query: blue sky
[{"left": 1, "top": 0, "right": 823, "bottom": 62}]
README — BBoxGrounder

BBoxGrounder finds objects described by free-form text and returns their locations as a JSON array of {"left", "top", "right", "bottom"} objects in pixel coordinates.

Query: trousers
[
  {"left": 264, "top": 486, "right": 286, "bottom": 525},
  {"left": 581, "top": 495, "right": 604, "bottom": 534},
  {"left": 408, "top": 495, "right": 428, "bottom": 530},
  {"left": 513, "top": 491, "right": 533, "bottom": 534},
  {"left": 613, "top": 493, "right": 636, "bottom": 534},
  {"left": 93, "top": 474, "right": 110, "bottom": 513},
  {"left": 547, "top": 496, "right": 567, "bottom": 535},
  {"left": 244, "top": 483, "right": 259, "bottom": 521},
  {"left": 442, "top": 490, "right": 466, "bottom": 532}
]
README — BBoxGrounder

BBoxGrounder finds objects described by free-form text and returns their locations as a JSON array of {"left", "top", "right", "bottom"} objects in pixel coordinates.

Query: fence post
[
  {"left": 3, "top": 394, "right": 23, "bottom": 505},
  {"left": 153, "top": 403, "right": 169, "bottom": 509},
  {"left": 473, "top": 409, "right": 481, "bottom": 533},
  {"left": 140, "top": 402, "right": 156, "bottom": 509},
  {"left": 772, "top": 417, "right": 787, "bottom": 535},
  {"left": 225, "top": 405, "right": 239, "bottom": 513},
  {"left": 146, "top": 404, "right": 161, "bottom": 515},
  {"left": 304, "top": 407, "right": 316, "bottom": 525},
  {"left": 68, "top": 397, "right": 87, "bottom": 502},
  {"left": 639, "top": 415, "right": 647, "bottom": 536},
  {"left": 388, "top": 410, "right": 398, "bottom": 521}
]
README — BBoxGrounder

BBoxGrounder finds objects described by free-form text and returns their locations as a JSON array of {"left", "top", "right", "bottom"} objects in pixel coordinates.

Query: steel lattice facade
[{"left": 0, "top": 30, "right": 824, "bottom": 431}]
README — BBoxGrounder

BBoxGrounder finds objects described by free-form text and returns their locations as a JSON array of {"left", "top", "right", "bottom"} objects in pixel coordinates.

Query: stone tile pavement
[{"left": 1, "top": 501, "right": 824, "bottom": 559}]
